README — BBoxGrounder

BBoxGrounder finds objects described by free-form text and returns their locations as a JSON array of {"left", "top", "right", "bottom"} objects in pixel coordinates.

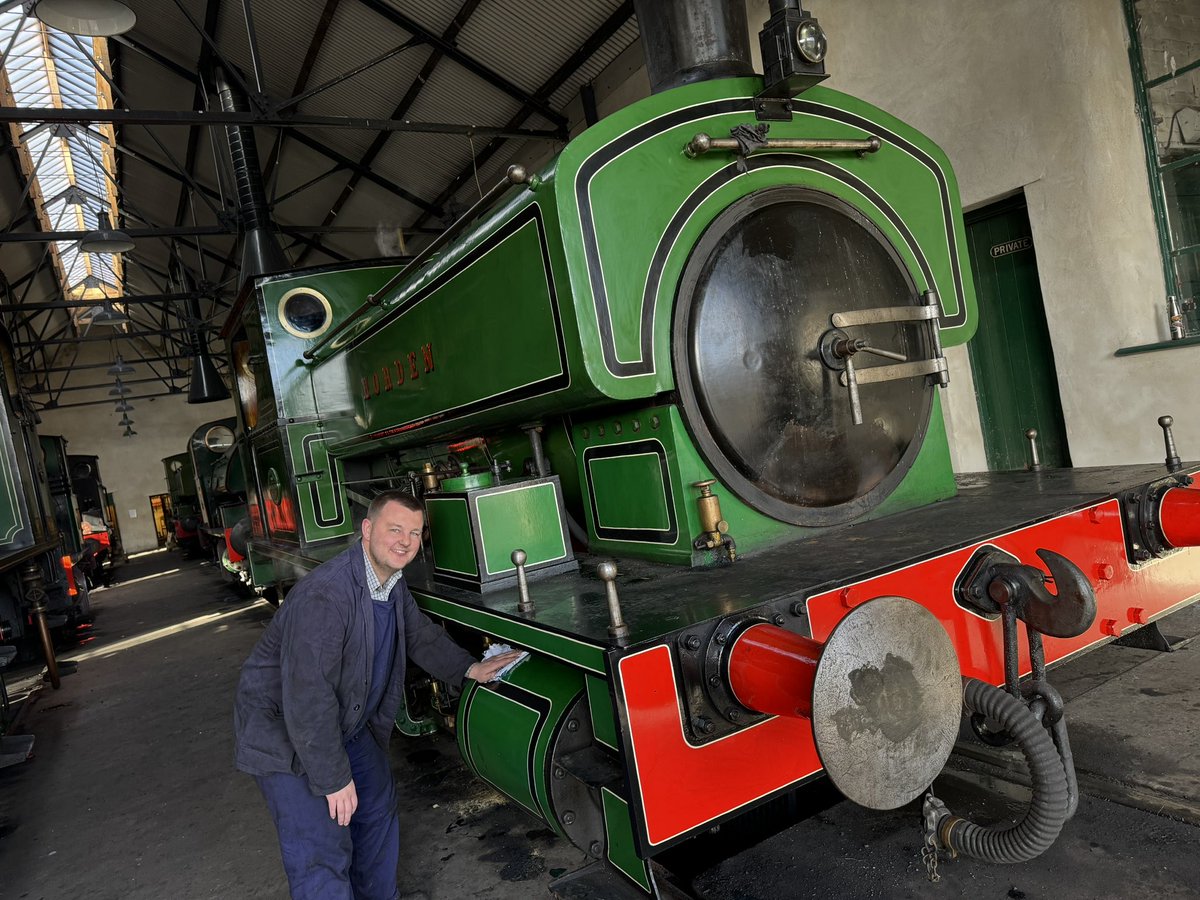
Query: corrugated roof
[
  {"left": 456, "top": 0, "right": 630, "bottom": 95},
  {"left": 0, "top": 0, "right": 647, "bottom": 399}
]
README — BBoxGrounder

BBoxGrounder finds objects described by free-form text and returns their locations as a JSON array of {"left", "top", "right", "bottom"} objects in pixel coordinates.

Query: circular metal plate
[{"left": 811, "top": 596, "right": 961, "bottom": 810}]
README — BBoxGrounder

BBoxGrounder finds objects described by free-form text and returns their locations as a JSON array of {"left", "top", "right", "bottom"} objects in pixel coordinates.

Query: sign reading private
[{"left": 990, "top": 237, "right": 1032, "bottom": 258}]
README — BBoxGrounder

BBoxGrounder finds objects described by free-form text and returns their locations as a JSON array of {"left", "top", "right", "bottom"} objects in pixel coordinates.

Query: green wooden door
[{"left": 965, "top": 195, "right": 1071, "bottom": 470}]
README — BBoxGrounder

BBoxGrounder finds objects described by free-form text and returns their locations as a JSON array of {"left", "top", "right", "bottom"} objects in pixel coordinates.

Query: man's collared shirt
[{"left": 362, "top": 543, "right": 404, "bottom": 603}]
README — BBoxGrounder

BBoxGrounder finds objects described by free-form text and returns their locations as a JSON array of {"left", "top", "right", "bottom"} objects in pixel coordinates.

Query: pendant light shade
[
  {"left": 122, "top": 425, "right": 137, "bottom": 437},
  {"left": 107, "top": 355, "right": 134, "bottom": 375},
  {"left": 35, "top": 0, "right": 136, "bottom": 38},
  {"left": 117, "top": 416, "right": 133, "bottom": 427},
  {"left": 113, "top": 400, "right": 134, "bottom": 412},
  {"left": 89, "top": 300, "right": 129, "bottom": 326},
  {"left": 79, "top": 211, "right": 135, "bottom": 254},
  {"left": 108, "top": 378, "right": 129, "bottom": 396}
]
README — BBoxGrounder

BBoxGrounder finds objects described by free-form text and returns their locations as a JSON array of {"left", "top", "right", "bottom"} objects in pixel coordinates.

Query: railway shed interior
[
  {"left": 0, "top": 1, "right": 1198, "bottom": 898},
  {"left": 0, "top": 2, "right": 1192, "bottom": 552}
]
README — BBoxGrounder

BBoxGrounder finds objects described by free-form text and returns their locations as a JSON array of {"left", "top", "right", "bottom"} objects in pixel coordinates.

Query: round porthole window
[
  {"left": 266, "top": 467, "right": 282, "bottom": 504},
  {"left": 278, "top": 288, "right": 333, "bottom": 339},
  {"left": 203, "top": 424, "right": 236, "bottom": 452}
]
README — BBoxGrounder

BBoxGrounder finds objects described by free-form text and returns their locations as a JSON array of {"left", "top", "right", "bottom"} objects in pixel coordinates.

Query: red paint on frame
[
  {"left": 618, "top": 646, "right": 823, "bottom": 848},
  {"left": 616, "top": 498, "right": 1200, "bottom": 849}
]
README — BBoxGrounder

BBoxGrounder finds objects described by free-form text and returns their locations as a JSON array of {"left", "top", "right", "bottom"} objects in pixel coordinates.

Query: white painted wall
[
  {"left": 35, "top": 342, "right": 236, "bottom": 554},
  {"left": 805, "top": 0, "right": 1198, "bottom": 469},
  {"left": 523, "top": 0, "right": 1199, "bottom": 472}
]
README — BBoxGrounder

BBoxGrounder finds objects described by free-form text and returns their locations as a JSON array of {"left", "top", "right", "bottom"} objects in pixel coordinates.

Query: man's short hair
[{"left": 366, "top": 490, "right": 423, "bottom": 521}]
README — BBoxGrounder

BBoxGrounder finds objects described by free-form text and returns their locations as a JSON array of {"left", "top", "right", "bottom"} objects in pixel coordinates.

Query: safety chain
[{"left": 920, "top": 789, "right": 950, "bottom": 883}]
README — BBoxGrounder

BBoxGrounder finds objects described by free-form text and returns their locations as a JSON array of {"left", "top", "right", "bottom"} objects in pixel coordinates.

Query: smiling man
[{"left": 233, "top": 490, "right": 521, "bottom": 900}]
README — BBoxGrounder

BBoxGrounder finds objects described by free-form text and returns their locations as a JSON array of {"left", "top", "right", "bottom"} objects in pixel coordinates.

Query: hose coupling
[{"left": 937, "top": 816, "right": 964, "bottom": 858}]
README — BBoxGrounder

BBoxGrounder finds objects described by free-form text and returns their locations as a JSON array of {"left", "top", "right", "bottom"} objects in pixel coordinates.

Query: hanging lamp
[
  {"left": 35, "top": 0, "right": 136, "bottom": 39},
  {"left": 79, "top": 211, "right": 135, "bottom": 254},
  {"left": 107, "top": 355, "right": 134, "bottom": 375}
]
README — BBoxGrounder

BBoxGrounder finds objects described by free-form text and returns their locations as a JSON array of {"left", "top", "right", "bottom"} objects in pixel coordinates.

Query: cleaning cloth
[{"left": 481, "top": 643, "right": 529, "bottom": 680}]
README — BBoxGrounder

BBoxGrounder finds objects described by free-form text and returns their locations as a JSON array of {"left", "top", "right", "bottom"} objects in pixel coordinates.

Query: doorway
[
  {"left": 149, "top": 494, "right": 172, "bottom": 547},
  {"left": 965, "top": 193, "right": 1071, "bottom": 471}
]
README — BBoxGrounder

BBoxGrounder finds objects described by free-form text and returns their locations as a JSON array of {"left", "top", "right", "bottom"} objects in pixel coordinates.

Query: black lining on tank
[
  {"left": 582, "top": 440, "right": 679, "bottom": 545},
  {"left": 459, "top": 679, "right": 556, "bottom": 820},
  {"left": 345, "top": 204, "right": 570, "bottom": 445},
  {"left": 574, "top": 97, "right": 965, "bottom": 380},
  {"left": 300, "top": 431, "right": 345, "bottom": 528}
]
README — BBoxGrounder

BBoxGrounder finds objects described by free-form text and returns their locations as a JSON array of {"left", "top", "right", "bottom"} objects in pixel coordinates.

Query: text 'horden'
[{"left": 361, "top": 343, "right": 435, "bottom": 399}]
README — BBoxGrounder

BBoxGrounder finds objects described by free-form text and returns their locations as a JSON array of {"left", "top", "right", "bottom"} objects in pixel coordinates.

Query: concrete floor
[
  {"left": 0, "top": 550, "right": 1197, "bottom": 899},
  {"left": 0, "top": 551, "right": 583, "bottom": 900}
]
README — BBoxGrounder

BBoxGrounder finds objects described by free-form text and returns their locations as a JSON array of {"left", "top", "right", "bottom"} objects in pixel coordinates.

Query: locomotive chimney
[
  {"left": 633, "top": 0, "right": 755, "bottom": 94},
  {"left": 212, "top": 67, "right": 287, "bottom": 283},
  {"left": 634, "top": 0, "right": 827, "bottom": 103}
]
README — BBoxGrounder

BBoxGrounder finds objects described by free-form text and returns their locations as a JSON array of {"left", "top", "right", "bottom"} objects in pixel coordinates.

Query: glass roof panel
[{"left": 0, "top": 8, "right": 125, "bottom": 322}]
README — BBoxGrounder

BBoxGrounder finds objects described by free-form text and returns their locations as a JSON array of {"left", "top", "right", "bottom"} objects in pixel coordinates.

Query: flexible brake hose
[{"left": 933, "top": 678, "right": 1070, "bottom": 863}]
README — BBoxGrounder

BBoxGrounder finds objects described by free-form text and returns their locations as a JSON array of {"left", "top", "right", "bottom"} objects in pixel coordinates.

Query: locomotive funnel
[
  {"left": 725, "top": 597, "right": 961, "bottom": 809},
  {"left": 633, "top": 0, "right": 755, "bottom": 94}
]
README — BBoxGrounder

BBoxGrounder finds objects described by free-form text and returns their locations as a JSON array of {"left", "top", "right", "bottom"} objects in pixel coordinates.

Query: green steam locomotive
[
  {"left": 216, "top": 3, "right": 1200, "bottom": 894},
  {"left": 0, "top": 323, "right": 88, "bottom": 703}
]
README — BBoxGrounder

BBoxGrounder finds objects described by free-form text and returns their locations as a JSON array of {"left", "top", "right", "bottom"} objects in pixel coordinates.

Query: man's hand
[
  {"left": 326, "top": 779, "right": 358, "bottom": 826},
  {"left": 467, "top": 650, "right": 525, "bottom": 683}
]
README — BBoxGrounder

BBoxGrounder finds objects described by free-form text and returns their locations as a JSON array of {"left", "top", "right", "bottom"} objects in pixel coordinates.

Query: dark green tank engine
[
  {"left": 218, "top": 6, "right": 1200, "bottom": 896},
  {"left": 188, "top": 418, "right": 250, "bottom": 572},
  {"left": 0, "top": 325, "right": 88, "bottom": 680},
  {"left": 224, "top": 73, "right": 972, "bottom": 570},
  {"left": 162, "top": 451, "right": 198, "bottom": 522}
]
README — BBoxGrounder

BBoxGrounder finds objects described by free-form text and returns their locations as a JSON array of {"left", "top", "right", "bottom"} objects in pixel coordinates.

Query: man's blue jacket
[{"left": 233, "top": 543, "right": 475, "bottom": 796}]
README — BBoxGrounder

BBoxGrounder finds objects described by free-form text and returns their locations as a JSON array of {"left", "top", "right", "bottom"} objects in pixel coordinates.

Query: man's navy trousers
[{"left": 255, "top": 728, "right": 400, "bottom": 900}]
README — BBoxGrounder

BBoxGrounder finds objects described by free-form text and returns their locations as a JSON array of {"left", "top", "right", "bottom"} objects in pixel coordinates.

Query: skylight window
[{"left": 0, "top": 7, "right": 125, "bottom": 326}]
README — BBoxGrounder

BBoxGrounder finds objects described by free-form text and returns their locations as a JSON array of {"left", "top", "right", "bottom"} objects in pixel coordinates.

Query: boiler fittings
[{"left": 692, "top": 480, "right": 737, "bottom": 562}]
